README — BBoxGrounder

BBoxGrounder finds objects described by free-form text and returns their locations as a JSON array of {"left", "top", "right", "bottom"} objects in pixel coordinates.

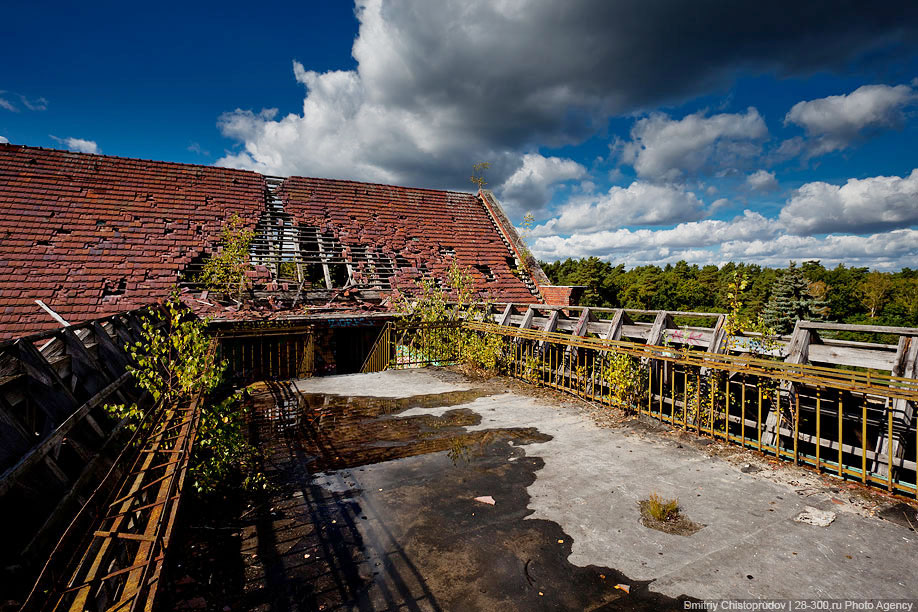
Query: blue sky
[{"left": 3, "top": 1, "right": 918, "bottom": 270}]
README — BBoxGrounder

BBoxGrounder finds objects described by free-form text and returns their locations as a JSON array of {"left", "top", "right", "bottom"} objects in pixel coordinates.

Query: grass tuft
[{"left": 645, "top": 493, "right": 680, "bottom": 522}]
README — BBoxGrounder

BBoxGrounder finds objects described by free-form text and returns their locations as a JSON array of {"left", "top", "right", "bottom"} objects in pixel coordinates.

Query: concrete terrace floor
[{"left": 163, "top": 368, "right": 918, "bottom": 611}]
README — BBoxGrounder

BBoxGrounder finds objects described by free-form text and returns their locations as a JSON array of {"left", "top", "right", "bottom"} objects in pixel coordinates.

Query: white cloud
[
  {"left": 187, "top": 142, "right": 210, "bottom": 156},
  {"left": 0, "top": 91, "right": 47, "bottom": 112},
  {"left": 0, "top": 135, "right": 8, "bottom": 144},
  {"left": 531, "top": 181, "right": 709, "bottom": 235},
  {"left": 52, "top": 136, "right": 101, "bottom": 154},
  {"left": 533, "top": 210, "right": 779, "bottom": 258},
  {"left": 719, "top": 230, "right": 918, "bottom": 270},
  {"left": 785, "top": 84, "right": 916, "bottom": 156},
  {"left": 215, "top": 0, "right": 917, "bottom": 191},
  {"left": 746, "top": 169, "right": 779, "bottom": 192},
  {"left": 618, "top": 108, "right": 768, "bottom": 180},
  {"left": 496, "top": 153, "right": 586, "bottom": 213},
  {"left": 779, "top": 169, "right": 918, "bottom": 235},
  {"left": 19, "top": 95, "right": 48, "bottom": 111},
  {"left": 532, "top": 216, "right": 917, "bottom": 270}
]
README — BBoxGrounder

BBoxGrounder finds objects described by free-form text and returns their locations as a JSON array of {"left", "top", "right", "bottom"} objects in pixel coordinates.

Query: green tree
[
  {"left": 860, "top": 271, "right": 894, "bottom": 318},
  {"left": 200, "top": 214, "right": 255, "bottom": 298},
  {"left": 762, "top": 261, "right": 826, "bottom": 334}
]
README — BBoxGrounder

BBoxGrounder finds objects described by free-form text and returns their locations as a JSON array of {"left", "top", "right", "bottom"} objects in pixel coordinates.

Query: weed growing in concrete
[
  {"left": 639, "top": 493, "right": 703, "bottom": 536},
  {"left": 644, "top": 493, "right": 680, "bottom": 522}
]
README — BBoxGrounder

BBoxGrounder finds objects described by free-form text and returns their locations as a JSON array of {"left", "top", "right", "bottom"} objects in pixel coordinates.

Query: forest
[{"left": 540, "top": 258, "right": 918, "bottom": 333}]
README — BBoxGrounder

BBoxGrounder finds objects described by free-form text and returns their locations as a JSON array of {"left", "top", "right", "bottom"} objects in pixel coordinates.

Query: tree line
[{"left": 540, "top": 258, "right": 918, "bottom": 334}]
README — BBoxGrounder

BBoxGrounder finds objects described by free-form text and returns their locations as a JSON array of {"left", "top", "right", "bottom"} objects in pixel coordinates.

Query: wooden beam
[
  {"left": 605, "top": 309, "right": 627, "bottom": 341},
  {"left": 797, "top": 321, "right": 918, "bottom": 336},
  {"left": 497, "top": 303, "right": 514, "bottom": 327},
  {"left": 316, "top": 234, "right": 333, "bottom": 289},
  {"left": 707, "top": 314, "right": 727, "bottom": 355},
  {"left": 537, "top": 310, "right": 560, "bottom": 354},
  {"left": 61, "top": 327, "right": 111, "bottom": 401},
  {"left": 645, "top": 311, "right": 673, "bottom": 347},
  {"left": 762, "top": 321, "right": 814, "bottom": 446},
  {"left": 873, "top": 336, "right": 918, "bottom": 476}
]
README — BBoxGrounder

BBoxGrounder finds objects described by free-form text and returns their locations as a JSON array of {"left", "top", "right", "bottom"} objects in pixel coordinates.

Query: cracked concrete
[{"left": 309, "top": 368, "right": 917, "bottom": 601}]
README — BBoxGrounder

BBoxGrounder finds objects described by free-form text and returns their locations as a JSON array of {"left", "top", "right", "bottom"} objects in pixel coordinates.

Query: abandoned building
[{"left": 1, "top": 143, "right": 916, "bottom": 611}]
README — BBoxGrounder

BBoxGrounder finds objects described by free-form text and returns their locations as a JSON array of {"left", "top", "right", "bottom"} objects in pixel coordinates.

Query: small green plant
[
  {"left": 200, "top": 214, "right": 255, "bottom": 298},
  {"left": 394, "top": 259, "right": 504, "bottom": 373},
  {"left": 644, "top": 493, "right": 680, "bottom": 522},
  {"left": 602, "top": 352, "right": 646, "bottom": 410},
  {"left": 469, "top": 161, "right": 490, "bottom": 189},
  {"left": 725, "top": 270, "right": 779, "bottom": 358},
  {"left": 105, "top": 293, "right": 265, "bottom": 495}
]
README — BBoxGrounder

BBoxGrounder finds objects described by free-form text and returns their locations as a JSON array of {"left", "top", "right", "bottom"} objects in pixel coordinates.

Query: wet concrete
[
  {"left": 160, "top": 372, "right": 692, "bottom": 611},
  {"left": 161, "top": 369, "right": 918, "bottom": 610}
]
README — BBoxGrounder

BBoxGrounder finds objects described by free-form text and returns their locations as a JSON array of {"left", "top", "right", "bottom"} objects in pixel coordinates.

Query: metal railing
[
  {"left": 362, "top": 319, "right": 918, "bottom": 497},
  {"left": 361, "top": 321, "right": 463, "bottom": 372}
]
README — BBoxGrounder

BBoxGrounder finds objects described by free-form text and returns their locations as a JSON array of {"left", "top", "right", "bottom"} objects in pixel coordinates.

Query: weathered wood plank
[
  {"left": 798, "top": 321, "right": 918, "bottom": 336},
  {"left": 497, "top": 304, "right": 514, "bottom": 327},
  {"left": 873, "top": 336, "right": 918, "bottom": 475}
]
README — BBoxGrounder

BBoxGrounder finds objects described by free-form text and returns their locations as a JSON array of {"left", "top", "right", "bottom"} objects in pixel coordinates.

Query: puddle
[
  {"left": 255, "top": 384, "right": 550, "bottom": 472},
  {"left": 159, "top": 383, "right": 694, "bottom": 611}
]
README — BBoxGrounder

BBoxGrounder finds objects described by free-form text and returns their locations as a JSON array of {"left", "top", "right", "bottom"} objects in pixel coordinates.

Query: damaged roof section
[
  {"left": 0, "top": 144, "right": 264, "bottom": 339},
  {"left": 0, "top": 144, "right": 547, "bottom": 338},
  {"left": 274, "top": 176, "right": 540, "bottom": 301}
]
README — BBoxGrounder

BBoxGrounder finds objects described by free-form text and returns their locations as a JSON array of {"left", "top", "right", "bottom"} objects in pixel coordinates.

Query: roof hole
[
  {"left": 474, "top": 264, "right": 495, "bottom": 281},
  {"left": 101, "top": 278, "right": 127, "bottom": 300}
]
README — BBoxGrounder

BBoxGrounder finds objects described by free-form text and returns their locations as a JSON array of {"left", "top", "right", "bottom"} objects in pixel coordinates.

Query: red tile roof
[
  {"left": 279, "top": 177, "right": 538, "bottom": 303},
  {"left": 0, "top": 144, "right": 264, "bottom": 339},
  {"left": 0, "top": 145, "right": 542, "bottom": 340}
]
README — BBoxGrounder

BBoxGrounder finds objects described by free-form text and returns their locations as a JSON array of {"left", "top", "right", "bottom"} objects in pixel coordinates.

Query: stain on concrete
[{"left": 160, "top": 383, "right": 693, "bottom": 611}]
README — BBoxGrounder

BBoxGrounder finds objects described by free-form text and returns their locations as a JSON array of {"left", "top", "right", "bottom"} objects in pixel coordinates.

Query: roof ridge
[
  {"left": 0, "top": 143, "right": 263, "bottom": 178},
  {"left": 1, "top": 144, "right": 481, "bottom": 198},
  {"left": 284, "top": 175, "right": 479, "bottom": 198}
]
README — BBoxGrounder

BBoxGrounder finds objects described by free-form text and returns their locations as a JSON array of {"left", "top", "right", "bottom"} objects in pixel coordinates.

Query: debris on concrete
[
  {"left": 615, "top": 584, "right": 631, "bottom": 594},
  {"left": 474, "top": 495, "right": 496, "bottom": 505},
  {"left": 794, "top": 506, "right": 836, "bottom": 527}
]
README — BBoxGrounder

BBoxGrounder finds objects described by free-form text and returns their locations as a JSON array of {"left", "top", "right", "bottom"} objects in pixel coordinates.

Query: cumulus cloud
[
  {"left": 531, "top": 182, "right": 710, "bottom": 235},
  {"left": 533, "top": 210, "right": 779, "bottom": 257},
  {"left": 0, "top": 135, "right": 8, "bottom": 144},
  {"left": 746, "top": 169, "right": 779, "bottom": 192},
  {"left": 718, "top": 229, "right": 918, "bottom": 270},
  {"left": 618, "top": 108, "right": 768, "bottom": 180},
  {"left": 496, "top": 153, "right": 586, "bottom": 213},
  {"left": 216, "top": 0, "right": 918, "bottom": 190},
  {"left": 785, "top": 84, "right": 917, "bottom": 156},
  {"left": 52, "top": 136, "right": 101, "bottom": 154},
  {"left": 532, "top": 215, "right": 916, "bottom": 270},
  {"left": 779, "top": 169, "right": 918, "bottom": 235},
  {"left": 530, "top": 169, "right": 918, "bottom": 268}
]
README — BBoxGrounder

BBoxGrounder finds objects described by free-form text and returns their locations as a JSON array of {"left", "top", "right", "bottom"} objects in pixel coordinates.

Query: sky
[{"left": 3, "top": 1, "right": 918, "bottom": 271}]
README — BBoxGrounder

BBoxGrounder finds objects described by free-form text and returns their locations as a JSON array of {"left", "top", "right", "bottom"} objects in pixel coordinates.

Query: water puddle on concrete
[{"left": 160, "top": 383, "right": 692, "bottom": 611}]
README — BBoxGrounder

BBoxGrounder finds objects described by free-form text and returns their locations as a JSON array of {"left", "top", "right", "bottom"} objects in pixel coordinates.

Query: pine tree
[{"left": 763, "top": 261, "right": 826, "bottom": 334}]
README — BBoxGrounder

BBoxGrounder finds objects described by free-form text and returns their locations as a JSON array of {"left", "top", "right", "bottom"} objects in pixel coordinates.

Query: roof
[
  {"left": 279, "top": 177, "right": 538, "bottom": 302},
  {"left": 0, "top": 144, "right": 541, "bottom": 339},
  {"left": 0, "top": 144, "right": 266, "bottom": 339}
]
